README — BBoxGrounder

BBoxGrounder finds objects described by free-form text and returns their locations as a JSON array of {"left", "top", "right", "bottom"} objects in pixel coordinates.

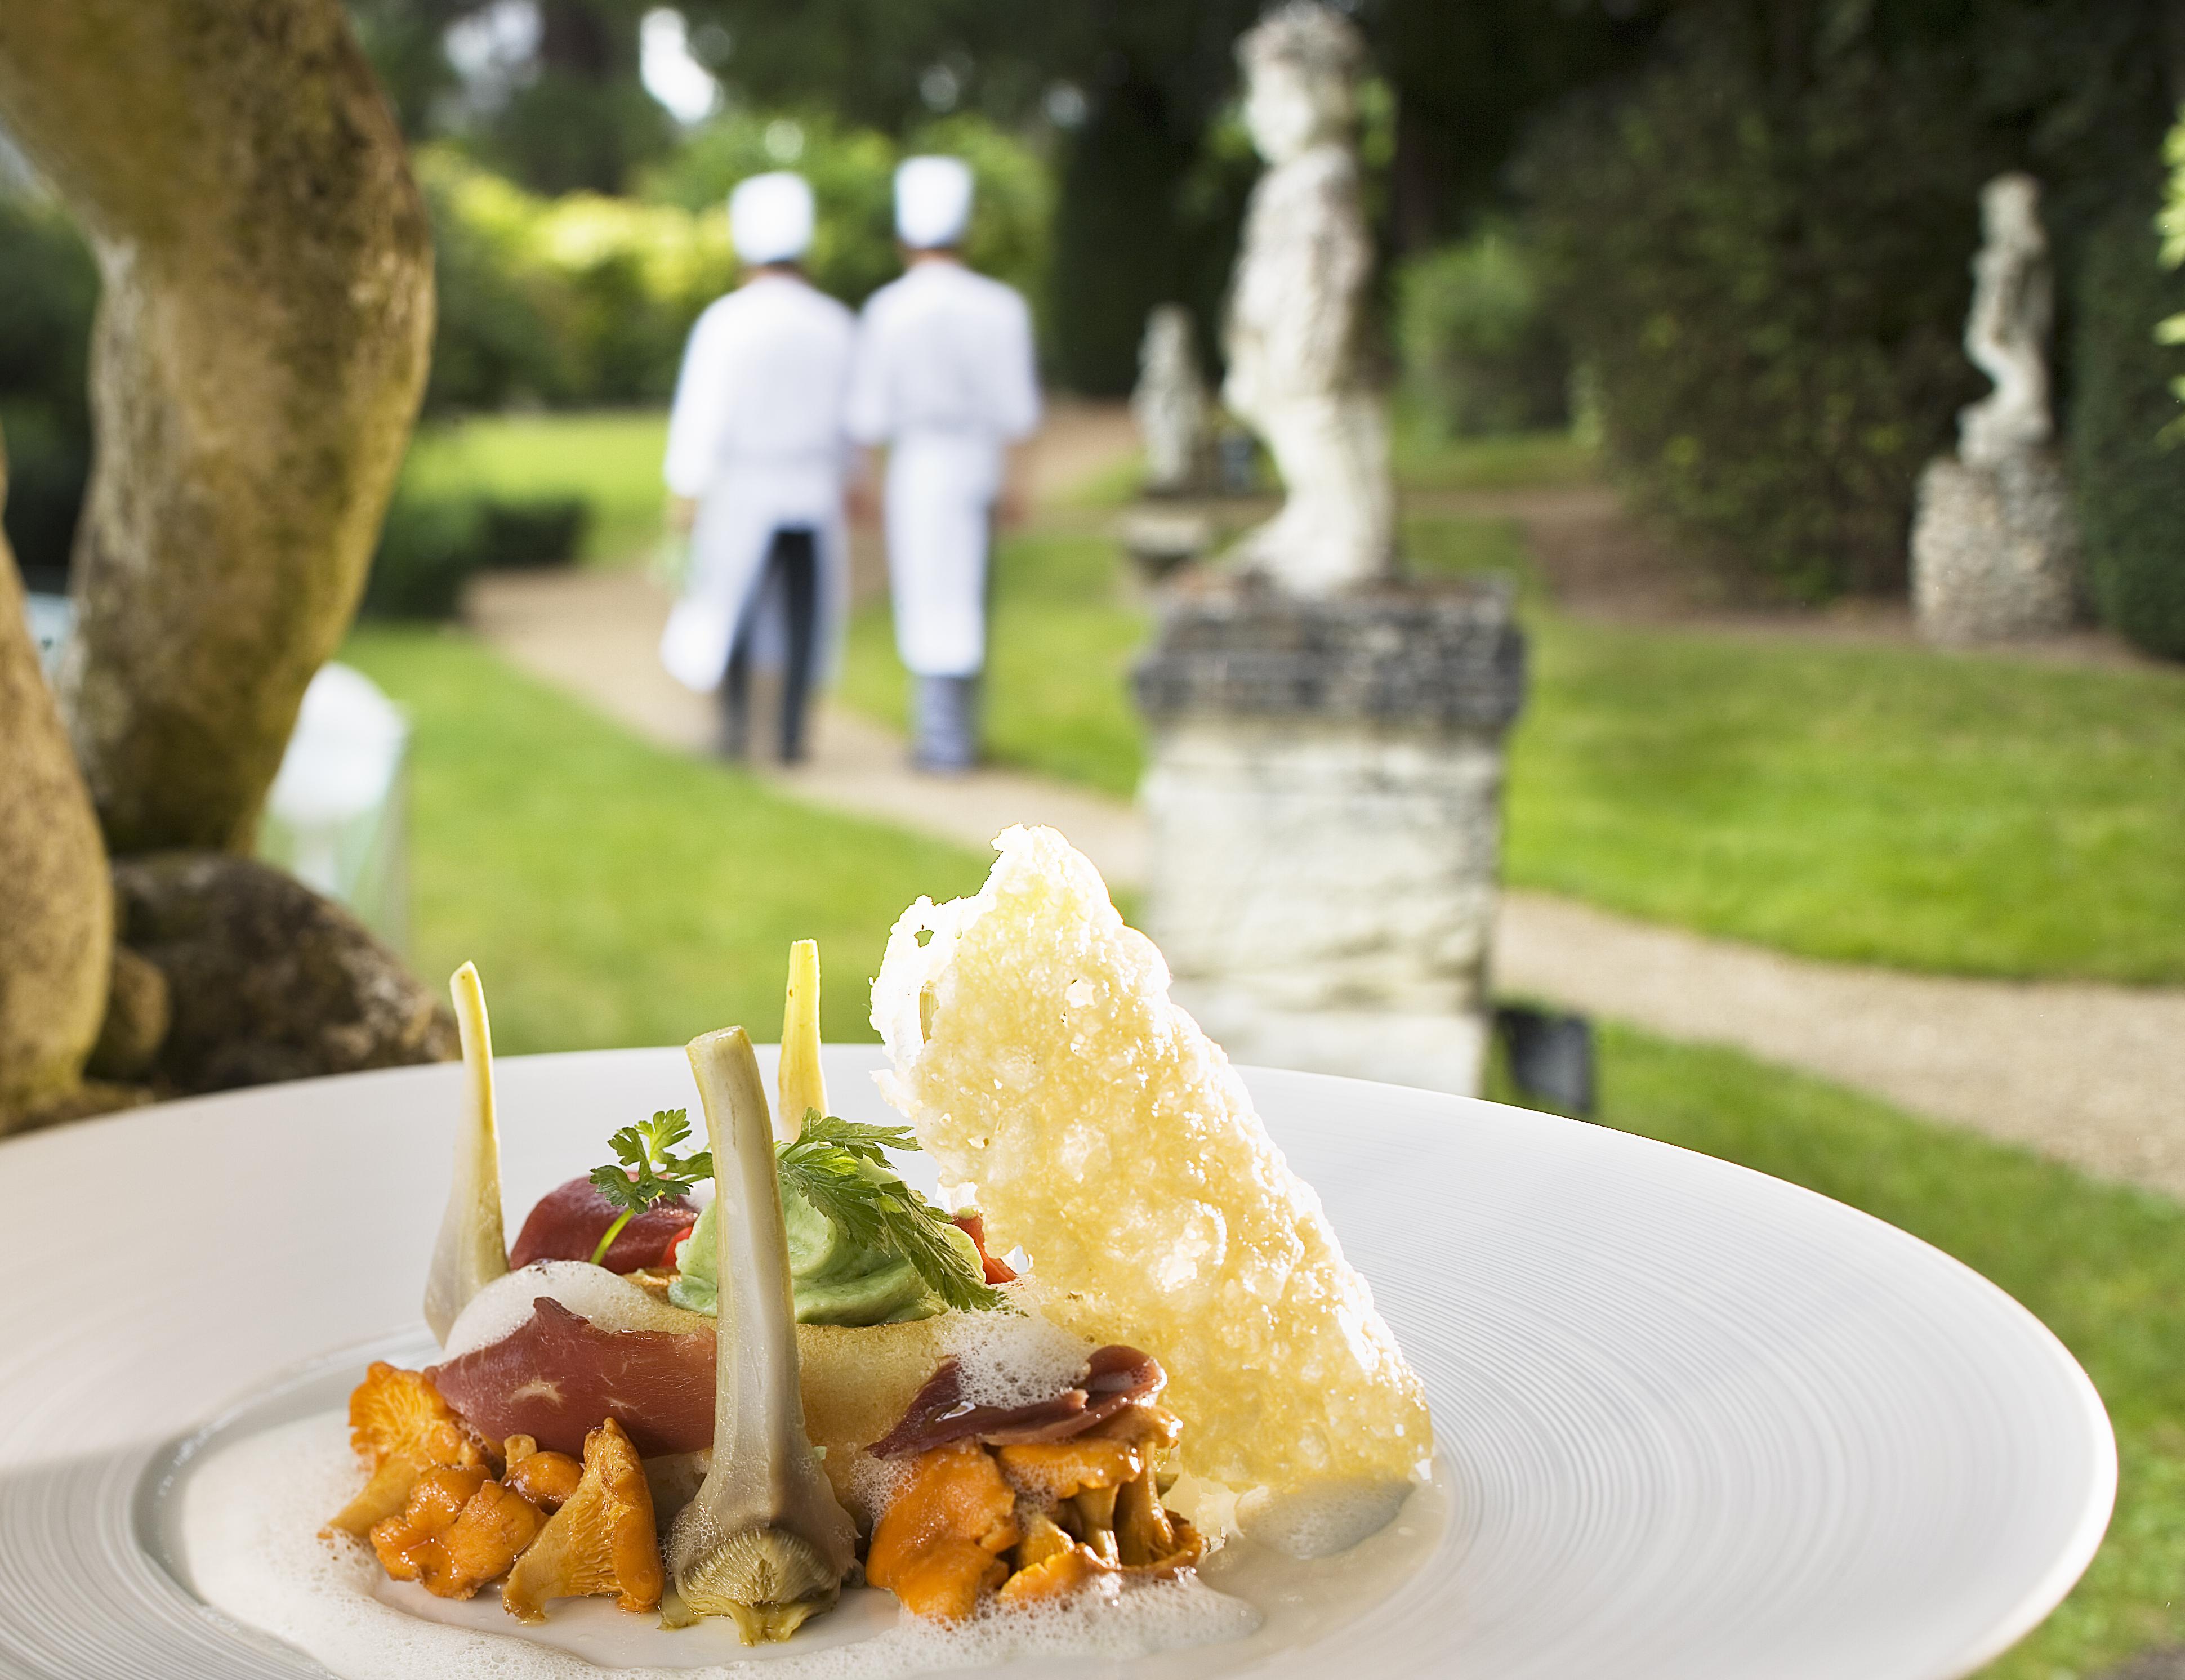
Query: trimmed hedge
[
  {"left": 2072, "top": 192, "right": 2185, "bottom": 660},
  {"left": 362, "top": 491, "right": 590, "bottom": 620},
  {"left": 1520, "top": 23, "right": 1982, "bottom": 599},
  {"left": 1395, "top": 225, "right": 1567, "bottom": 439}
]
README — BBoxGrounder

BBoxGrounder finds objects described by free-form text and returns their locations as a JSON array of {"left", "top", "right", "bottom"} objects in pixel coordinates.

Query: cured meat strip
[
  {"left": 870, "top": 1346, "right": 1164, "bottom": 1459},
  {"left": 509, "top": 1176, "right": 698, "bottom": 1274},
  {"left": 428, "top": 1298, "right": 715, "bottom": 1458}
]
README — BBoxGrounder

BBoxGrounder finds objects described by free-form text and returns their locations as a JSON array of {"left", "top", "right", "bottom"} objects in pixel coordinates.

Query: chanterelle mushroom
[
  {"left": 502, "top": 1417, "right": 663, "bottom": 1622},
  {"left": 423, "top": 963, "right": 510, "bottom": 1343},
  {"left": 663, "top": 1028, "right": 858, "bottom": 1643}
]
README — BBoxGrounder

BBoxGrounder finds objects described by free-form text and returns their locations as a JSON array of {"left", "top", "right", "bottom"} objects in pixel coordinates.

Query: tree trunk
[
  {"left": 0, "top": 434, "right": 110, "bottom": 1128},
  {"left": 0, "top": 0, "right": 434, "bottom": 854}
]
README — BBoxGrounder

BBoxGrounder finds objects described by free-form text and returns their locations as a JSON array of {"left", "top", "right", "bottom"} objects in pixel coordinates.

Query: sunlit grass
[
  {"left": 342, "top": 625, "right": 986, "bottom": 1053},
  {"left": 401, "top": 409, "right": 670, "bottom": 565}
]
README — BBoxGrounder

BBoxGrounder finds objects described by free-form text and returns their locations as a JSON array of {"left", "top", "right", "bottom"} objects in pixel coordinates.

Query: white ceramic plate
[{"left": 0, "top": 1047, "right": 2113, "bottom": 1680}]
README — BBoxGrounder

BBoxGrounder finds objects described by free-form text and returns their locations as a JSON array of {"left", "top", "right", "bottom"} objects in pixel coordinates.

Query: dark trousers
[{"left": 720, "top": 526, "right": 819, "bottom": 763}]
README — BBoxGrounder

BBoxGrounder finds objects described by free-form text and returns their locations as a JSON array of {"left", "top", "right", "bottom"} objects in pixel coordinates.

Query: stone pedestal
[
  {"left": 1910, "top": 449, "right": 2080, "bottom": 645},
  {"left": 1133, "top": 576, "right": 1525, "bottom": 1095}
]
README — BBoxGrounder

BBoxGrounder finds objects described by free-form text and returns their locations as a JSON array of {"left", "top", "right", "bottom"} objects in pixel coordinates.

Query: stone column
[{"left": 1134, "top": 575, "right": 1525, "bottom": 1095}]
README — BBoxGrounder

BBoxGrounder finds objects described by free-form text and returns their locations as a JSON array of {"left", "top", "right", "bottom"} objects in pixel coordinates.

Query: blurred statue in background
[
  {"left": 1911, "top": 172, "right": 2080, "bottom": 644},
  {"left": 1957, "top": 173, "right": 2054, "bottom": 464},
  {"left": 1221, "top": 2, "right": 1395, "bottom": 595},
  {"left": 1132, "top": 305, "right": 1210, "bottom": 496}
]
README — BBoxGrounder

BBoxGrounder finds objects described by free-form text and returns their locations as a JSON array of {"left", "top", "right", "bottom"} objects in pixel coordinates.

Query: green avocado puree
[{"left": 667, "top": 1156, "right": 982, "bottom": 1326}]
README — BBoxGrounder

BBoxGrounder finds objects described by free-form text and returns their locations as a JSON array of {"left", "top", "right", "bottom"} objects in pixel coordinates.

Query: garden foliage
[
  {"left": 1519, "top": 2, "right": 2178, "bottom": 604},
  {"left": 1520, "top": 21, "right": 1981, "bottom": 599},
  {"left": 0, "top": 193, "right": 96, "bottom": 579},
  {"left": 2071, "top": 179, "right": 2185, "bottom": 660},
  {"left": 1394, "top": 225, "right": 1567, "bottom": 440},
  {"left": 426, "top": 111, "right": 1050, "bottom": 413},
  {"left": 362, "top": 489, "right": 590, "bottom": 620}
]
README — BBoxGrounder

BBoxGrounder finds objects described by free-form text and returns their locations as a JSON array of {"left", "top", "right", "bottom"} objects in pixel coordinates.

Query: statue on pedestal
[
  {"left": 1132, "top": 305, "right": 1210, "bottom": 496},
  {"left": 1221, "top": 2, "right": 1394, "bottom": 595},
  {"left": 1911, "top": 173, "right": 2080, "bottom": 643}
]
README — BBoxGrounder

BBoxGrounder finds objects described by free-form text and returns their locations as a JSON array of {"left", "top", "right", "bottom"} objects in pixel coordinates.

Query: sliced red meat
[
  {"left": 869, "top": 1345, "right": 1165, "bottom": 1458},
  {"left": 426, "top": 1297, "right": 715, "bottom": 1458},
  {"left": 508, "top": 1175, "right": 698, "bottom": 1274}
]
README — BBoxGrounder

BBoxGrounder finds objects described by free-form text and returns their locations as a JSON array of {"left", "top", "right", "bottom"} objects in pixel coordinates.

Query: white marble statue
[
  {"left": 1958, "top": 172, "right": 2054, "bottom": 465},
  {"left": 1910, "top": 171, "right": 2078, "bottom": 644},
  {"left": 1221, "top": 2, "right": 1395, "bottom": 595},
  {"left": 1132, "top": 305, "right": 1210, "bottom": 494}
]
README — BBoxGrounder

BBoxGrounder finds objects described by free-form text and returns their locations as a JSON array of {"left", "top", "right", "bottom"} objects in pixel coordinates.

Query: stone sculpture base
[
  {"left": 1911, "top": 450, "right": 2079, "bottom": 645},
  {"left": 1134, "top": 576, "right": 1525, "bottom": 1096}
]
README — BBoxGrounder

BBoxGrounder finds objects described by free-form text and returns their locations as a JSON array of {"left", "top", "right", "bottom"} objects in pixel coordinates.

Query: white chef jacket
[
  {"left": 845, "top": 259, "right": 1040, "bottom": 677},
  {"left": 659, "top": 272, "right": 857, "bottom": 692}
]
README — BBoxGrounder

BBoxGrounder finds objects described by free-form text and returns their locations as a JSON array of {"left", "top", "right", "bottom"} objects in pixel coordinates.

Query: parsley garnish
[
  {"left": 774, "top": 1113, "right": 1009, "bottom": 1313},
  {"left": 587, "top": 1108, "right": 712, "bottom": 1266}
]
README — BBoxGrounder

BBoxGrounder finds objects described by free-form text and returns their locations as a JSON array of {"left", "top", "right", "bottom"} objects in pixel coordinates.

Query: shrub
[
  {"left": 362, "top": 489, "right": 587, "bottom": 619},
  {"left": 2072, "top": 186, "right": 2185, "bottom": 660},
  {"left": 640, "top": 108, "right": 1052, "bottom": 324},
  {"left": 1395, "top": 225, "right": 1567, "bottom": 439},
  {"left": 419, "top": 145, "right": 736, "bottom": 413},
  {"left": 1522, "top": 24, "right": 1989, "bottom": 599},
  {"left": 0, "top": 191, "right": 96, "bottom": 577}
]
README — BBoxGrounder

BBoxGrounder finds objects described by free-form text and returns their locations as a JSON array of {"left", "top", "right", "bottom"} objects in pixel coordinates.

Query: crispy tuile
[
  {"left": 866, "top": 1441, "right": 1019, "bottom": 1622},
  {"left": 328, "top": 1362, "right": 490, "bottom": 1537},
  {"left": 872, "top": 825, "right": 1433, "bottom": 1549},
  {"left": 663, "top": 1027, "right": 858, "bottom": 1643},
  {"left": 503, "top": 1417, "right": 664, "bottom": 1622},
  {"left": 422, "top": 963, "right": 510, "bottom": 1343}
]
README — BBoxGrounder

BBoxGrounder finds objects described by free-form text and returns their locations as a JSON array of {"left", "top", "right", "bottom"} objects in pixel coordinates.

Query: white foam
[
  {"left": 440, "top": 1262, "right": 708, "bottom": 1360},
  {"left": 180, "top": 1408, "right": 1264, "bottom": 1679},
  {"left": 930, "top": 1306, "right": 1095, "bottom": 1414}
]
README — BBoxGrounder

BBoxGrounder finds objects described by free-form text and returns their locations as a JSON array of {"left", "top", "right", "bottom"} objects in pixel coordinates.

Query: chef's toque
[
  {"left": 894, "top": 155, "right": 974, "bottom": 250},
  {"left": 730, "top": 171, "right": 815, "bottom": 266}
]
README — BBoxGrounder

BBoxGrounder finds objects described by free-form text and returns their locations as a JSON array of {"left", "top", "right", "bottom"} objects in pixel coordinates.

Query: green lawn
[
  {"left": 1558, "top": 1024, "right": 2185, "bottom": 1680},
  {"left": 848, "top": 506, "right": 2185, "bottom": 984},
  {"left": 343, "top": 626, "right": 987, "bottom": 1053},
  {"left": 402, "top": 410, "right": 670, "bottom": 565}
]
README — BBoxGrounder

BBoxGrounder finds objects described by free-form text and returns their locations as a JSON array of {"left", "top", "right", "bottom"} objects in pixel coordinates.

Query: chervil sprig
[
  {"left": 588, "top": 1107, "right": 712, "bottom": 1266},
  {"left": 774, "top": 1112, "right": 1007, "bottom": 1313}
]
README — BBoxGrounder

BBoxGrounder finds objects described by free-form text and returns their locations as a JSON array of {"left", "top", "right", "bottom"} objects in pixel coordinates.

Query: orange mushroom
[
  {"left": 329, "top": 1362, "right": 492, "bottom": 1537},
  {"left": 502, "top": 1435, "right": 583, "bottom": 1513},
  {"left": 370, "top": 1468, "right": 543, "bottom": 1599},
  {"left": 997, "top": 1542, "right": 1113, "bottom": 1607},
  {"left": 866, "top": 1440, "right": 1020, "bottom": 1622},
  {"left": 992, "top": 1437, "right": 1143, "bottom": 1503},
  {"left": 502, "top": 1417, "right": 665, "bottom": 1623}
]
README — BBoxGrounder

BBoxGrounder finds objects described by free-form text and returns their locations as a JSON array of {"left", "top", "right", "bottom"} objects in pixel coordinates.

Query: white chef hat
[
  {"left": 729, "top": 171, "right": 814, "bottom": 266},
  {"left": 894, "top": 155, "right": 974, "bottom": 250}
]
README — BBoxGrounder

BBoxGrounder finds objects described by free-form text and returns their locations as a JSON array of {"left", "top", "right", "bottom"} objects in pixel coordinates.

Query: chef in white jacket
[
  {"left": 847, "top": 155, "right": 1041, "bottom": 773},
  {"left": 659, "top": 171, "right": 855, "bottom": 762}
]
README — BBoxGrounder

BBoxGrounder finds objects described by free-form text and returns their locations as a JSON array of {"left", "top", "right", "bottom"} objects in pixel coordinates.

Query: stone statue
[
  {"left": 1958, "top": 173, "right": 2053, "bottom": 464},
  {"left": 1131, "top": 304, "right": 1210, "bottom": 495},
  {"left": 1910, "top": 172, "right": 2080, "bottom": 644},
  {"left": 1221, "top": 2, "right": 1394, "bottom": 595}
]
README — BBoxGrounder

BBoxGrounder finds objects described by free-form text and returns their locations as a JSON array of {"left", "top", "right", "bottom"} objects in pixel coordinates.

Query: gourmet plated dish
[{"left": 203, "top": 826, "right": 1434, "bottom": 1668}]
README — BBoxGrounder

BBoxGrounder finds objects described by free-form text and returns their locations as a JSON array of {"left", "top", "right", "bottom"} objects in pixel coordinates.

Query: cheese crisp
[{"left": 873, "top": 825, "right": 1433, "bottom": 1556}]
